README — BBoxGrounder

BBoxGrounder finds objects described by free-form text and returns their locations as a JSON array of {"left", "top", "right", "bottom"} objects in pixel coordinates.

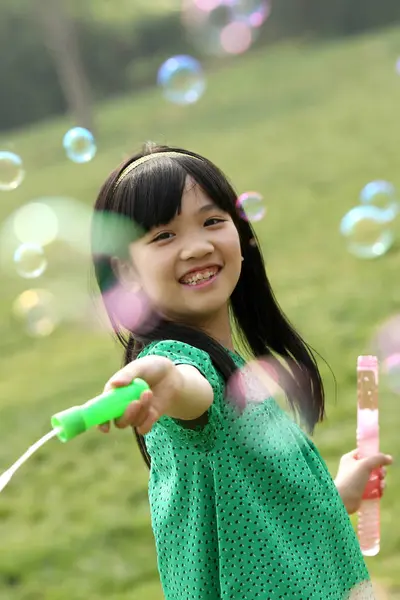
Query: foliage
[{"left": 0, "top": 25, "right": 400, "bottom": 599}]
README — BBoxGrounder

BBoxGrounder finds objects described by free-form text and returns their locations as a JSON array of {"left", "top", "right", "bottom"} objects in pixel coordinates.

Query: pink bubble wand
[{"left": 357, "top": 356, "right": 380, "bottom": 556}]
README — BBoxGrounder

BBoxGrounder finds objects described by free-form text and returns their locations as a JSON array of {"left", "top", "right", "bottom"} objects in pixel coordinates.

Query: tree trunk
[{"left": 35, "top": 0, "right": 94, "bottom": 132}]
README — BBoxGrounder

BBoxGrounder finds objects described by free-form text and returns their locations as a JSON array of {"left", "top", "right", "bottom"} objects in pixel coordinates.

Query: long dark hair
[{"left": 92, "top": 142, "right": 326, "bottom": 469}]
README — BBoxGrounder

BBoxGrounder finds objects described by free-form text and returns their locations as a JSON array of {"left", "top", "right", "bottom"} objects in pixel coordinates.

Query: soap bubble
[
  {"left": 345, "top": 580, "right": 377, "bottom": 600},
  {"left": 339, "top": 205, "right": 394, "bottom": 259},
  {"left": 12, "top": 289, "right": 59, "bottom": 338},
  {"left": 14, "top": 243, "right": 47, "bottom": 279},
  {"left": 63, "top": 127, "right": 97, "bottom": 163},
  {"left": 233, "top": 0, "right": 271, "bottom": 28},
  {"left": 157, "top": 55, "right": 206, "bottom": 105},
  {"left": 182, "top": 0, "right": 260, "bottom": 56},
  {"left": 360, "top": 180, "right": 399, "bottom": 221},
  {"left": 220, "top": 21, "right": 253, "bottom": 54},
  {"left": 0, "top": 151, "right": 25, "bottom": 191},
  {"left": 382, "top": 354, "right": 400, "bottom": 394},
  {"left": 371, "top": 314, "right": 400, "bottom": 394},
  {"left": 236, "top": 191, "right": 266, "bottom": 222},
  {"left": 227, "top": 357, "right": 282, "bottom": 413},
  {"left": 13, "top": 202, "right": 59, "bottom": 247}
]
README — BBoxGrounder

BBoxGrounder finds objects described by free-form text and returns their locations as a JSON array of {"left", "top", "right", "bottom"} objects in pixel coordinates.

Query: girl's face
[{"left": 127, "top": 176, "right": 242, "bottom": 329}]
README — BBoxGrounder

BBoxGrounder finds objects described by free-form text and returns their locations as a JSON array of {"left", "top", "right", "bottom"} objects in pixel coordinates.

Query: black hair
[{"left": 92, "top": 142, "right": 326, "bottom": 469}]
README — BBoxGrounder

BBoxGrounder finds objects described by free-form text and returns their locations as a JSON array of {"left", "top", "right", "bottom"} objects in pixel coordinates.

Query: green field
[{"left": 1, "top": 25, "right": 400, "bottom": 599}]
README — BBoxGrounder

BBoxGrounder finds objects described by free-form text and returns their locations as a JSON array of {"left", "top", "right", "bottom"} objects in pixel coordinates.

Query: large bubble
[
  {"left": 157, "top": 55, "right": 206, "bottom": 105},
  {"left": 182, "top": 0, "right": 263, "bottom": 56},
  {"left": 359, "top": 180, "right": 399, "bottom": 221},
  {"left": 0, "top": 151, "right": 25, "bottom": 191},
  {"left": 371, "top": 314, "right": 400, "bottom": 395},
  {"left": 13, "top": 202, "right": 59, "bottom": 247},
  {"left": 339, "top": 205, "right": 394, "bottom": 259}
]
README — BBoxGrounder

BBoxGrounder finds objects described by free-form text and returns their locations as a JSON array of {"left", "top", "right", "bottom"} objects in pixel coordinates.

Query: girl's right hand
[{"left": 98, "top": 355, "right": 183, "bottom": 436}]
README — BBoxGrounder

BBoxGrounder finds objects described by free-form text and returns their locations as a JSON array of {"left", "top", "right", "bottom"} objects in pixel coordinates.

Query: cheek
[
  {"left": 223, "top": 229, "right": 243, "bottom": 266},
  {"left": 136, "top": 252, "right": 174, "bottom": 295}
]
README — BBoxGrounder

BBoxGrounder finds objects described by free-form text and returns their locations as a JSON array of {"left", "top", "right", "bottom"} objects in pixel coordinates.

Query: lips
[{"left": 179, "top": 265, "right": 221, "bottom": 285}]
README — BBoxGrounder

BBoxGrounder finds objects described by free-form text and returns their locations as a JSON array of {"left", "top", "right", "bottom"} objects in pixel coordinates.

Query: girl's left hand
[{"left": 334, "top": 449, "right": 394, "bottom": 515}]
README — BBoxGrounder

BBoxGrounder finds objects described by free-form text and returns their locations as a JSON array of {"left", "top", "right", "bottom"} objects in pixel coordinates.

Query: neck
[{"left": 193, "top": 306, "right": 235, "bottom": 352}]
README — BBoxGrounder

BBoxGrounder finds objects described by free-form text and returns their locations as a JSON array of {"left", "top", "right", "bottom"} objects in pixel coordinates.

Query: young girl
[{"left": 92, "top": 143, "right": 392, "bottom": 599}]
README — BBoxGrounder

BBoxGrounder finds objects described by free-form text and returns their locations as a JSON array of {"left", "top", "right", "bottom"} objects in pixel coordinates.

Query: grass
[{"left": 1, "top": 25, "right": 400, "bottom": 599}]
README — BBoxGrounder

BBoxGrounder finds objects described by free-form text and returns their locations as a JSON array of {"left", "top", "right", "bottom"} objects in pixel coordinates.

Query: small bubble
[
  {"left": 63, "top": 127, "right": 97, "bottom": 164},
  {"left": 157, "top": 55, "right": 206, "bottom": 105},
  {"left": 12, "top": 289, "right": 58, "bottom": 338},
  {"left": 236, "top": 191, "right": 266, "bottom": 222},
  {"left": 340, "top": 205, "right": 394, "bottom": 259},
  {"left": 13, "top": 243, "right": 47, "bottom": 279},
  {"left": 359, "top": 180, "right": 399, "bottom": 221},
  {"left": 0, "top": 151, "right": 25, "bottom": 191}
]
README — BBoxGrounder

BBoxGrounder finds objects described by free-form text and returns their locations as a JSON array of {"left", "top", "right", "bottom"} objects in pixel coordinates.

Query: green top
[{"left": 139, "top": 340, "right": 372, "bottom": 600}]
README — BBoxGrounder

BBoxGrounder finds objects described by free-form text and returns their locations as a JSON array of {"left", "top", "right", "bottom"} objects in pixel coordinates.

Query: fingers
[
  {"left": 103, "top": 371, "right": 132, "bottom": 393},
  {"left": 115, "top": 390, "right": 154, "bottom": 430},
  {"left": 98, "top": 422, "right": 110, "bottom": 433}
]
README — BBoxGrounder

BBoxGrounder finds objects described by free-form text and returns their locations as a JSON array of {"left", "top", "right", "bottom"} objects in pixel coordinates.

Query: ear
[{"left": 110, "top": 256, "right": 141, "bottom": 292}]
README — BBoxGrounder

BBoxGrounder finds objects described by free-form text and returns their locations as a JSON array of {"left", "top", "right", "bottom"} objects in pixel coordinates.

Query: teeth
[{"left": 182, "top": 269, "right": 218, "bottom": 285}]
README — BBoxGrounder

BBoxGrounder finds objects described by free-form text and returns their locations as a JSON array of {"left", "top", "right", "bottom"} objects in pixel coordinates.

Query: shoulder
[{"left": 138, "top": 339, "right": 225, "bottom": 398}]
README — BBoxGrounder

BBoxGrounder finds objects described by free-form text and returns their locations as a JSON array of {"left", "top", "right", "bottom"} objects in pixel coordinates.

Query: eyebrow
[{"left": 197, "top": 202, "right": 219, "bottom": 214}]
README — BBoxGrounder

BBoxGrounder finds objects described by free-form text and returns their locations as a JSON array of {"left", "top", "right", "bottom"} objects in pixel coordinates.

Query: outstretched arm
[{"left": 100, "top": 355, "right": 214, "bottom": 435}]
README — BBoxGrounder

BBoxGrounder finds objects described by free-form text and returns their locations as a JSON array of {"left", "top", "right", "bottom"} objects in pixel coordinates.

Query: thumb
[{"left": 360, "top": 453, "right": 393, "bottom": 471}]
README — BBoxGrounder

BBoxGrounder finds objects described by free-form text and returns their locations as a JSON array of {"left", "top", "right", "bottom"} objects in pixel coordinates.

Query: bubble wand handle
[
  {"left": 51, "top": 378, "right": 149, "bottom": 442},
  {"left": 357, "top": 356, "right": 380, "bottom": 556}
]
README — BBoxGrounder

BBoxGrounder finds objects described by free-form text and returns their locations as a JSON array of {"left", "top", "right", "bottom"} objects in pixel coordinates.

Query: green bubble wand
[{"left": 0, "top": 378, "right": 149, "bottom": 493}]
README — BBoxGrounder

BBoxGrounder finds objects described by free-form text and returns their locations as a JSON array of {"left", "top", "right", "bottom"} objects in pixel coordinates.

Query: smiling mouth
[{"left": 179, "top": 267, "right": 221, "bottom": 286}]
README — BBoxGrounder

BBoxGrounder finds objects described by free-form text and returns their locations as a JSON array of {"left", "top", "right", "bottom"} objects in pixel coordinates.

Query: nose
[{"left": 179, "top": 236, "right": 214, "bottom": 261}]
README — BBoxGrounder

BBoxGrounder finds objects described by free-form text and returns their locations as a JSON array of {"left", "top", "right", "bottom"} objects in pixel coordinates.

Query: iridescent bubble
[
  {"left": 359, "top": 180, "right": 399, "bottom": 221},
  {"left": 0, "top": 151, "right": 25, "bottom": 191},
  {"left": 230, "top": 0, "right": 271, "bottom": 28},
  {"left": 13, "top": 202, "right": 59, "bottom": 247},
  {"left": 236, "top": 191, "right": 266, "bottom": 222},
  {"left": 226, "top": 358, "right": 281, "bottom": 413},
  {"left": 182, "top": 0, "right": 259, "bottom": 56},
  {"left": 13, "top": 243, "right": 47, "bottom": 279},
  {"left": 220, "top": 21, "right": 253, "bottom": 54},
  {"left": 371, "top": 314, "right": 400, "bottom": 354},
  {"left": 371, "top": 314, "right": 400, "bottom": 386},
  {"left": 63, "top": 127, "right": 97, "bottom": 164},
  {"left": 157, "top": 55, "right": 206, "bottom": 105},
  {"left": 345, "top": 581, "right": 377, "bottom": 600},
  {"left": 12, "top": 289, "right": 58, "bottom": 338},
  {"left": 91, "top": 211, "right": 144, "bottom": 258},
  {"left": 339, "top": 205, "right": 394, "bottom": 259},
  {"left": 382, "top": 354, "right": 400, "bottom": 394},
  {"left": 101, "top": 284, "right": 157, "bottom": 335}
]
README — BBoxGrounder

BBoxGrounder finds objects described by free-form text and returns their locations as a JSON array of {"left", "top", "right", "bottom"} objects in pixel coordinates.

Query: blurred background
[{"left": 0, "top": 0, "right": 399, "bottom": 598}]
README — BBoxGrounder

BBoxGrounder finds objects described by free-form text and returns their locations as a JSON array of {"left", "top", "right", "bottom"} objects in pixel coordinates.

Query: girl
[{"left": 92, "top": 143, "right": 392, "bottom": 599}]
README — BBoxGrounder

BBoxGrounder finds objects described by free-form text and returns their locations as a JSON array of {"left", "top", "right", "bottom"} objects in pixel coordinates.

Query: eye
[
  {"left": 204, "top": 217, "right": 226, "bottom": 226},
  {"left": 151, "top": 231, "right": 174, "bottom": 243}
]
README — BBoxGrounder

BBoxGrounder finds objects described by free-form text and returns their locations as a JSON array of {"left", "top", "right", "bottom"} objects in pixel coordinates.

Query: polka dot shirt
[{"left": 138, "top": 341, "right": 372, "bottom": 600}]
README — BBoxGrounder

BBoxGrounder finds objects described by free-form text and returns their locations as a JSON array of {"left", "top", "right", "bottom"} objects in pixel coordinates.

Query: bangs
[
  {"left": 111, "top": 153, "right": 239, "bottom": 232},
  {"left": 114, "top": 158, "right": 187, "bottom": 231}
]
